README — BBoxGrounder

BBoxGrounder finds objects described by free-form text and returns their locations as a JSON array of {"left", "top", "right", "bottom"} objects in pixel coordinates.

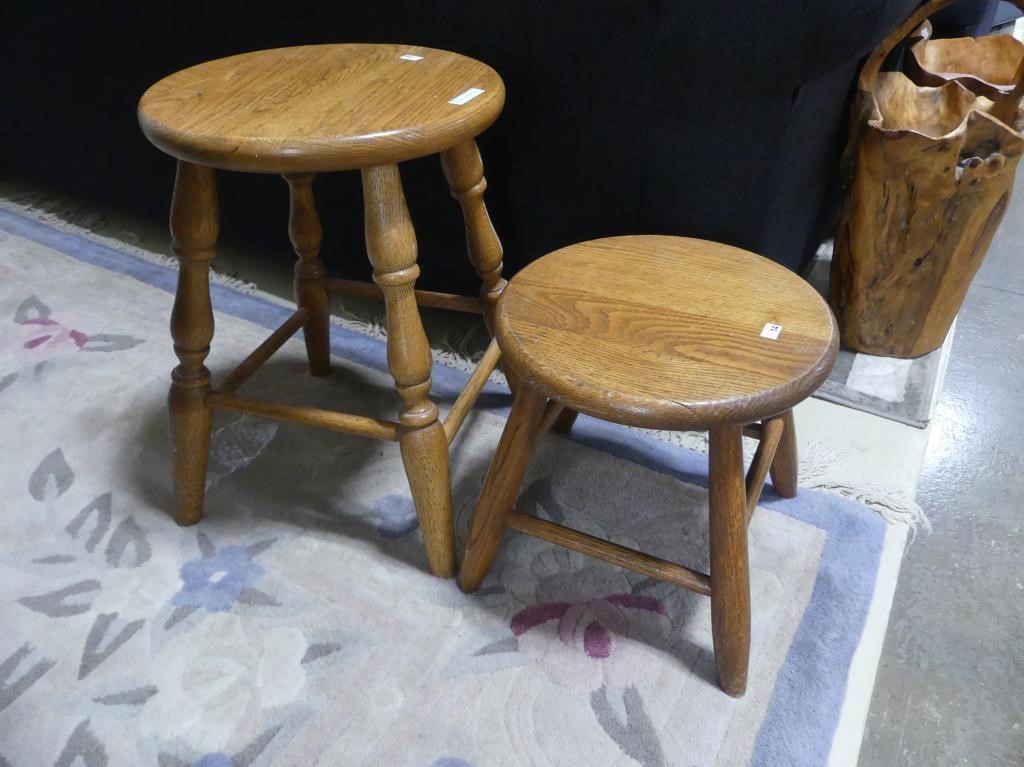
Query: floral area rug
[{"left": 0, "top": 209, "right": 889, "bottom": 766}]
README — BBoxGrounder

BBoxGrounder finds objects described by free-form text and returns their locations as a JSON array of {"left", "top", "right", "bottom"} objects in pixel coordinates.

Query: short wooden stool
[
  {"left": 138, "top": 44, "right": 510, "bottom": 578},
  {"left": 458, "top": 235, "right": 838, "bottom": 696}
]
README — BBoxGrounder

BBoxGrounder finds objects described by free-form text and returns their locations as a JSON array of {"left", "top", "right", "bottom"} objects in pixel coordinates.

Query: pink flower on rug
[
  {"left": 511, "top": 591, "right": 668, "bottom": 690},
  {"left": 10, "top": 295, "right": 141, "bottom": 356},
  {"left": 19, "top": 316, "right": 88, "bottom": 350},
  {"left": 513, "top": 594, "right": 664, "bottom": 659}
]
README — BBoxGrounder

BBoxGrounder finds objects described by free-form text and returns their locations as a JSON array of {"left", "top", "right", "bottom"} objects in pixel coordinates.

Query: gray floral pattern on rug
[{"left": 3, "top": 446, "right": 356, "bottom": 765}]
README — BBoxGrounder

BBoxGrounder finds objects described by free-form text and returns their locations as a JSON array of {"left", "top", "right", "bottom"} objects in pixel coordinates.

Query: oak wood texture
[
  {"left": 286, "top": 174, "right": 330, "bottom": 376},
  {"left": 834, "top": 0, "right": 1024, "bottom": 357},
  {"left": 443, "top": 338, "right": 501, "bottom": 444},
  {"left": 168, "top": 161, "right": 218, "bottom": 527},
  {"left": 363, "top": 163, "right": 455, "bottom": 577},
  {"left": 138, "top": 44, "right": 504, "bottom": 173},
  {"left": 460, "top": 237, "right": 835, "bottom": 695},
  {"left": 218, "top": 308, "right": 309, "bottom": 394},
  {"left": 324, "top": 278, "right": 484, "bottom": 314},
  {"left": 745, "top": 415, "right": 785, "bottom": 518},
  {"left": 537, "top": 401, "right": 570, "bottom": 437},
  {"left": 441, "top": 140, "right": 507, "bottom": 334},
  {"left": 768, "top": 409, "right": 798, "bottom": 499},
  {"left": 496, "top": 235, "right": 838, "bottom": 430},
  {"left": 458, "top": 385, "right": 547, "bottom": 592},
  {"left": 550, "top": 407, "right": 579, "bottom": 435},
  {"left": 506, "top": 512, "right": 712, "bottom": 596},
  {"left": 207, "top": 391, "right": 400, "bottom": 441},
  {"left": 709, "top": 426, "right": 751, "bottom": 697},
  {"left": 141, "top": 44, "right": 511, "bottom": 578}
]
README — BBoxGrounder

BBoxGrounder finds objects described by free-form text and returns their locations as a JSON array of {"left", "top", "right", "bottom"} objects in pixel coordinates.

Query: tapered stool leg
[
  {"left": 363, "top": 164, "right": 455, "bottom": 578},
  {"left": 459, "top": 384, "right": 547, "bottom": 592},
  {"left": 285, "top": 174, "right": 330, "bottom": 377},
  {"left": 768, "top": 409, "right": 798, "bottom": 498},
  {"left": 708, "top": 425, "right": 751, "bottom": 697},
  {"left": 168, "top": 161, "right": 218, "bottom": 526}
]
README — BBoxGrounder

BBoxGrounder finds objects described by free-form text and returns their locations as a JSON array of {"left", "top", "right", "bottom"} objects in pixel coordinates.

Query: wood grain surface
[
  {"left": 285, "top": 174, "right": 330, "bottom": 376},
  {"left": 167, "top": 161, "right": 218, "bottom": 526},
  {"left": 458, "top": 385, "right": 547, "bottom": 593},
  {"left": 709, "top": 426, "right": 751, "bottom": 698},
  {"left": 139, "top": 44, "right": 505, "bottom": 173},
  {"left": 363, "top": 163, "right": 455, "bottom": 577},
  {"left": 496, "top": 236, "right": 837, "bottom": 430}
]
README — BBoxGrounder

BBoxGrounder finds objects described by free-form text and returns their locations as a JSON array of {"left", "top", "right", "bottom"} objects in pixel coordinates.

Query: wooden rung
[
  {"left": 537, "top": 400, "right": 566, "bottom": 436},
  {"left": 506, "top": 511, "right": 712, "bottom": 596},
  {"left": 742, "top": 423, "right": 763, "bottom": 440},
  {"left": 207, "top": 391, "right": 400, "bottom": 441},
  {"left": 443, "top": 337, "right": 501, "bottom": 443},
  {"left": 745, "top": 417, "right": 785, "bottom": 519},
  {"left": 324, "top": 277, "right": 484, "bottom": 314},
  {"left": 217, "top": 308, "right": 310, "bottom": 394}
]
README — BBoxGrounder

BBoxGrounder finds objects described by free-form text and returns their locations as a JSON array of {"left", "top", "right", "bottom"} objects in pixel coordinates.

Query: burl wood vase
[{"left": 832, "top": 0, "right": 1024, "bottom": 358}]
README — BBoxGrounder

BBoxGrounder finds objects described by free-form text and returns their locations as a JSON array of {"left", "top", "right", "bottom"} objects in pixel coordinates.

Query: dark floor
[{"left": 860, "top": 175, "right": 1024, "bottom": 764}]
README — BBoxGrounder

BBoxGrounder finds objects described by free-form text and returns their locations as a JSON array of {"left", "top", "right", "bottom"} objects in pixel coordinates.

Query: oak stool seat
[
  {"left": 459, "top": 235, "right": 838, "bottom": 697},
  {"left": 139, "top": 44, "right": 505, "bottom": 174},
  {"left": 139, "top": 44, "right": 511, "bottom": 580}
]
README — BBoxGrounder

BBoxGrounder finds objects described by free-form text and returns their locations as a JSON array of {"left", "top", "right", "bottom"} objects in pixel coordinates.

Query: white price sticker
[
  {"left": 448, "top": 87, "right": 485, "bottom": 105},
  {"left": 760, "top": 323, "right": 782, "bottom": 340},
  {"left": 399, "top": 54, "right": 424, "bottom": 61}
]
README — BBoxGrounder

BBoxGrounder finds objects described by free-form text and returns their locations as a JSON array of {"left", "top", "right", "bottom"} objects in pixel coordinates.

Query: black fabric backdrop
[{"left": 4, "top": 1, "right": 992, "bottom": 293}]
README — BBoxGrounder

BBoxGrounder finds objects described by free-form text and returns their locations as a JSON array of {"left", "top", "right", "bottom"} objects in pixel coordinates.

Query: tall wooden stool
[
  {"left": 458, "top": 235, "right": 838, "bottom": 696},
  {"left": 138, "top": 44, "right": 510, "bottom": 578}
]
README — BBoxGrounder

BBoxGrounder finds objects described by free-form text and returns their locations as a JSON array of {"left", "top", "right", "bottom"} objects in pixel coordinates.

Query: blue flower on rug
[
  {"left": 172, "top": 545, "right": 265, "bottom": 612},
  {"left": 430, "top": 759, "right": 474, "bottom": 767},
  {"left": 193, "top": 754, "right": 233, "bottom": 767},
  {"left": 369, "top": 494, "right": 419, "bottom": 538}
]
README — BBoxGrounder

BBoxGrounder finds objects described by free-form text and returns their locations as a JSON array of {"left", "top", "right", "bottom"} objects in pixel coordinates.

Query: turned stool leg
[
  {"left": 441, "top": 140, "right": 521, "bottom": 392},
  {"left": 459, "top": 385, "right": 547, "bottom": 592},
  {"left": 285, "top": 174, "right": 330, "bottom": 377},
  {"left": 363, "top": 164, "right": 455, "bottom": 578},
  {"left": 168, "top": 161, "right": 218, "bottom": 526},
  {"left": 440, "top": 140, "right": 507, "bottom": 335},
  {"left": 708, "top": 425, "right": 751, "bottom": 697},
  {"left": 768, "top": 409, "right": 798, "bottom": 498}
]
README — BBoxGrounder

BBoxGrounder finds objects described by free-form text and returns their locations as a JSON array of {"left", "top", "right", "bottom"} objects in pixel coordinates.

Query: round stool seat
[
  {"left": 138, "top": 43, "right": 504, "bottom": 173},
  {"left": 497, "top": 235, "right": 838, "bottom": 430}
]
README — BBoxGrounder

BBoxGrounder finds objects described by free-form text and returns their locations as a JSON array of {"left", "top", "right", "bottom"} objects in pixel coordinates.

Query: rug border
[
  {"left": 0, "top": 207, "right": 891, "bottom": 766},
  {"left": 828, "top": 523, "right": 908, "bottom": 767}
]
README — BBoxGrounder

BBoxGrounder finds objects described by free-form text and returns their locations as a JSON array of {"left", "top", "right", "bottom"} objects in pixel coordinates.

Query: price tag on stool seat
[
  {"left": 761, "top": 323, "right": 783, "bottom": 340},
  {"left": 449, "top": 87, "right": 485, "bottom": 105}
]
